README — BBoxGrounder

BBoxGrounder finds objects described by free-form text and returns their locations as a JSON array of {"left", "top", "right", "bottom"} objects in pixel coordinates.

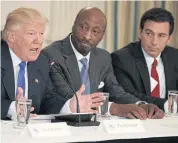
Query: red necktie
[{"left": 151, "top": 59, "right": 160, "bottom": 97}]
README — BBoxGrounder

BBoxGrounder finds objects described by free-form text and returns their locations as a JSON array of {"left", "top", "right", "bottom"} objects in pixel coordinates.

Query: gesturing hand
[
  {"left": 16, "top": 87, "right": 36, "bottom": 118},
  {"left": 70, "top": 84, "right": 106, "bottom": 113}
]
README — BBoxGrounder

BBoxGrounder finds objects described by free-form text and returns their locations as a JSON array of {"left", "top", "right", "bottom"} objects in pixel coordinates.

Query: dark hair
[{"left": 140, "top": 8, "right": 174, "bottom": 35}]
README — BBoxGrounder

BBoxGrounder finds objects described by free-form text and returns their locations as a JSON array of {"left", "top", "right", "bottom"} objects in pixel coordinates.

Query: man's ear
[
  {"left": 167, "top": 35, "right": 172, "bottom": 44},
  {"left": 7, "top": 31, "right": 15, "bottom": 43},
  {"left": 138, "top": 28, "right": 142, "bottom": 40},
  {"left": 72, "top": 25, "right": 75, "bottom": 33}
]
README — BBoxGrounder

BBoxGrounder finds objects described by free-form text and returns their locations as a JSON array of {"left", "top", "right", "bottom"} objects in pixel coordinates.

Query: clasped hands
[{"left": 110, "top": 103, "right": 165, "bottom": 120}]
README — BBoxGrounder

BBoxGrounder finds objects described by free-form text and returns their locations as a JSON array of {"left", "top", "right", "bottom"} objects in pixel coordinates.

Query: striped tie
[{"left": 80, "top": 58, "right": 90, "bottom": 95}]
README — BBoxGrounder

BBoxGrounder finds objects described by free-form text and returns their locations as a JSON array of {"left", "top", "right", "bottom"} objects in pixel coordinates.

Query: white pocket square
[{"left": 98, "top": 81, "right": 104, "bottom": 89}]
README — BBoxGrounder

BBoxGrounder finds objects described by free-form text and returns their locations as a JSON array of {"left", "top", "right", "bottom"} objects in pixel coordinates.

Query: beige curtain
[
  {"left": 1, "top": 1, "right": 177, "bottom": 51},
  {"left": 1, "top": 1, "right": 106, "bottom": 48},
  {"left": 105, "top": 1, "right": 178, "bottom": 53},
  {"left": 45, "top": 1, "right": 106, "bottom": 48}
]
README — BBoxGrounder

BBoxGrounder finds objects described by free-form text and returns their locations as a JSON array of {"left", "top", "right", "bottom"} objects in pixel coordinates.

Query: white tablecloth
[{"left": 1, "top": 115, "right": 178, "bottom": 143}]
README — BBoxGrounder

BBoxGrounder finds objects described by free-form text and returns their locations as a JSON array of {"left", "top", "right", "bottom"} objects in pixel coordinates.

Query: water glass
[
  {"left": 15, "top": 99, "right": 32, "bottom": 128},
  {"left": 167, "top": 90, "right": 178, "bottom": 115}
]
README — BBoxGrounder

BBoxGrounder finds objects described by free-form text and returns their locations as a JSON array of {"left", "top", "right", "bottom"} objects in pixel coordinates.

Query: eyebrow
[
  {"left": 145, "top": 29, "right": 167, "bottom": 36},
  {"left": 80, "top": 20, "right": 104, "bottom": 30},
  {"left": 145, "top": 29, "right": 154, "bottom": 33}
]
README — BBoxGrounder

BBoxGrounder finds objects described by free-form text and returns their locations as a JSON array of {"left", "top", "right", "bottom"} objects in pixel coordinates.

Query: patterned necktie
[
  {"left": 16, "top": 61, "right": 26, "bottom": 96},
  {"left": 151, "top": 59, "right": 160, "bottom": 97},
  {"left": 80, "top": 58, "right": 90, "bottom": 95}
]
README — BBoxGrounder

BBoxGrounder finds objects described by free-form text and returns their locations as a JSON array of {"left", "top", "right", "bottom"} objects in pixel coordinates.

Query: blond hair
[{"left": 2, "top": 7, "right": 48, "bottom": 41}]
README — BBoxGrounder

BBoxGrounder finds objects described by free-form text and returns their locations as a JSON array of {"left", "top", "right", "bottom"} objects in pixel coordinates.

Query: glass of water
[
  {"left": 97, "top": 93, "right": 111, "bottom": 120},
  {"left": 14, "top": 99, "right": 32, "bottom": 128},
  {"left": 167, "top": 90, "right": 178, "bottom": 116}
]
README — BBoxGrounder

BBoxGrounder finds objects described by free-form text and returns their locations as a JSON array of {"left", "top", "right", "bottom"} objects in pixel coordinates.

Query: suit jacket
[
  {"left": 1, "top": 40, "right": 66, "bottom": 119},
  {"left": 42, "top": 35, "right": 141, "bottom": 104},
  {"left": 111, "top": 41, "right": 178, "bottom": 109}
]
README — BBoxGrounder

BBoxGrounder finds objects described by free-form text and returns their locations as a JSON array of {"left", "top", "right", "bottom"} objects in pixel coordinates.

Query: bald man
[{"left": 42, "top": 7, "right": 164, "bottom": 119}]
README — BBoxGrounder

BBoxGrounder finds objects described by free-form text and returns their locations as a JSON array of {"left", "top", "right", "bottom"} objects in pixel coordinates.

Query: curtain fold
[
  {"left": 105, "top": 1, "right": 178, "bottom": 52},
  {"left": 1, "top": 1, "right": 177, "bottom": 50}
]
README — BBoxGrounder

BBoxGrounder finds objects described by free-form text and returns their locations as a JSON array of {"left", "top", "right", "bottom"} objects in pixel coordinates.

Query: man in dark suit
[
  {"left": 112, "top": 8, "right": 178, "bottom": 111},
  {"left": 1, "top": 7, "right": 100, "bottom": 120},
  {"left": 1, "top": 8, "right": 68, "bottom": 120},
  {"left": 43, "top": 7, "right": 164, "bottom": 119}
]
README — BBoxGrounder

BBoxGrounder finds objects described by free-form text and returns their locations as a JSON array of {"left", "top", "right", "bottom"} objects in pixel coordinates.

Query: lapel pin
[{"left": 35, "top": 78, "right": 39, "bottom": 83}]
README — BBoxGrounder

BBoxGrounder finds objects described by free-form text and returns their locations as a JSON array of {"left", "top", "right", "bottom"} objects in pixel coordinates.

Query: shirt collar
[
  {"left": 141, "top": 47, "right": 161, "bottom": 67},
  {"left": 9, "top": 48, "right": 22, "bottom": 68},
  {"left": 69, "top": 34, "right": 90, "bottom": 62}
]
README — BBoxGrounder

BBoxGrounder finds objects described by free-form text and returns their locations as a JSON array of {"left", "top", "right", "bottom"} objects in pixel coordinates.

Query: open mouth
[{"left": 29, "top": 48, "right": 39, "bottom": 54}]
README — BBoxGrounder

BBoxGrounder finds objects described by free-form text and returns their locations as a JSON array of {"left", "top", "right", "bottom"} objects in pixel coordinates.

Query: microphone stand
[
  {"left": 50, "top": 61, "right": 99, "bottom": 126},
  {"left": 51, "top": 62, "right": 81, "bottom": 124}
]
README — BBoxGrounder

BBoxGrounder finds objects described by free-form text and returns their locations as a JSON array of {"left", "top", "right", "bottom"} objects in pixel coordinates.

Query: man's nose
[
  {"left": 83, "top": 30, "right": 92, "bottom": 41},
  {"left": 35, "top": 33, "right": 44, "bottom": 44},
  {"left": 152, "top": 35, "right": 158, "bottom": 46}
]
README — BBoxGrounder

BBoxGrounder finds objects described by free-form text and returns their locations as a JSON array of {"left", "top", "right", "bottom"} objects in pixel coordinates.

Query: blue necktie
[
  {"left": 16, "top": 62, "right": 26, "bottom": 96},
  {"left": 80, "top": 58, "right": 90, "bottom": 95}
]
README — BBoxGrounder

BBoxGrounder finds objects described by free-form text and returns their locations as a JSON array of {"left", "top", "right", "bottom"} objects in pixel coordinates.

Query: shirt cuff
[
  {"left": 60, "top": 99, "right": 72, "bottom": 114},
  {"left": 135, "top": 101, "right": 148, "bottom": 105},
  {"left": 164, "top": 100, "right": 168, "bottom": 113},
  {"left": 7, "top": 101, "right": 17, "bottom": 120}
]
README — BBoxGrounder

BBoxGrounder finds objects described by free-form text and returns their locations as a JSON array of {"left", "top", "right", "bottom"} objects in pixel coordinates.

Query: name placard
[
  {"left": 28, "top": 122, "right": 71, "bottom": 137},
  {"left": 103, "top": 119, "right": 145, "bottom": 134}
]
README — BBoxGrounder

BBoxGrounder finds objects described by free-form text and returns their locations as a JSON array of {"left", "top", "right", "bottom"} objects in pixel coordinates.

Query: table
[{"left": 1, "top": 115, "right": 178, "bottom": 143}]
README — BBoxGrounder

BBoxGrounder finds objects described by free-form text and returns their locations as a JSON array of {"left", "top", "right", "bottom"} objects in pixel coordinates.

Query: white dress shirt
[
  {"left": 7, "top": 48, "right": 28, "bottom": 120},
  {"left": 141, "top": 47, "right": 166, "bottom": 99}
]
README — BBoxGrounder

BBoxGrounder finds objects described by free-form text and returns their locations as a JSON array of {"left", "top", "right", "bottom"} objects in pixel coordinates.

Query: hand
[
  {"left": 110, "top": 103, "right": 147, "bottom": 120},
  {"left": 70, "top": 84, "right": 106, "bottom": 113},
  {"left": 139, "top": 104, "right": 164, "bottom": 119},
  {"left": 16, "top": 87, "right": 37, "bottom": 118}
]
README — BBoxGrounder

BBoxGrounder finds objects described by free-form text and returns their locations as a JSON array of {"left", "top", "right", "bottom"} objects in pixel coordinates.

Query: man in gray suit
[{"left": 42, "top": 7, "right": 164, "bottom": 119}]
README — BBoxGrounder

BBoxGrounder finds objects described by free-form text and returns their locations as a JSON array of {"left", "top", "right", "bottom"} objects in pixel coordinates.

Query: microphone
[
  {"left": 50, "top": 61, "right": 81, "bottom": 120},
  {"left": 50, "top": 61, "right": 99, "bottom": 126}
]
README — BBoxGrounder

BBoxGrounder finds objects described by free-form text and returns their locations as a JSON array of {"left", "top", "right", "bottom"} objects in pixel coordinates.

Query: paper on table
[
  {"left": 103, "top": 119, "right": 145, "bottom": 134},
  {"left": 28, "top": 122, "right": 71, "bottom": 137}
]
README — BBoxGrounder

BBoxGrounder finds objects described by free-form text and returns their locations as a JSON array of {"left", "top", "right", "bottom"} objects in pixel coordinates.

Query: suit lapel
[
  {"left": 27, "top": 62, "right": 36, "bottom": 99},
  {"left": 61, "top": 37, "right": 81, "bottom": 91},
  {"left": 1, "top": 41, "right": 15, "bottom": 100},
  {"left": 27, "top": 62, "right": 41, "bottom": 109},
  {"left": 161, "top": 49, "right": 172, "bottom": 98},
  {"left": 134, "top": 42, "right": 151, "bottom": 96},
  {"left": 61, "top": 36, "right": 99, "bottom": 93},
  {"left": 88, "top": 49, "right": 98, "bottom": 93}
]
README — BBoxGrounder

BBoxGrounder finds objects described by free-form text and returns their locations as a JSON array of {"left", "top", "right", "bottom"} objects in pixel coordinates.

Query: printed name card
[
  {"left": 103, "top": 119, "right": 145, "bottom": 134},
  {"left": 28, "top": 122, "right": 71, "bottom": 137}
]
